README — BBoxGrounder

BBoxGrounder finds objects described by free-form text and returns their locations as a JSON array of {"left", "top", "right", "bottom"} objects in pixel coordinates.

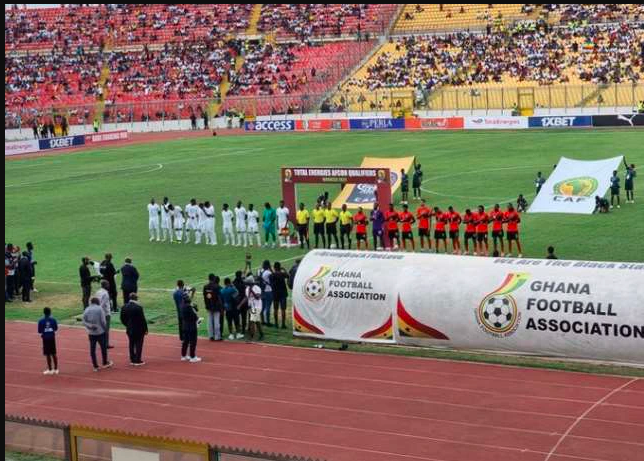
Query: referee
[
  {"left": 296, "top": 203, "right": 310, "bottom": 249},
  {"left": 312, "top": 202, "right": 326, "bottom": 248},
  {"left": 339, "top": 204, "right": 353, "bottom": 250},
  {"left": 324, "top": 203, "right": 340, "bottom": 249}
]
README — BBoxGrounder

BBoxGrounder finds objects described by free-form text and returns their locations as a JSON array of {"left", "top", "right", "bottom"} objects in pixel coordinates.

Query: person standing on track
[
  {"left": 18, "top": 252, "right": 32, "bottom": 302},
  {"left": 233, "top": 271, "right": 249, "bottom": 335},
  {"left": 147, "top": 198, "right": 161, "bottom": 242},
  {"left": 120, "top": 258, "right": 139, "bottom": 306},
  {"left": 180, "top": 291, "right": 202, "bottom": 363},
  {"left": 244, "top": 275, "right": 264, "bottom": 341},
  {"left": 96, "top": 280, "right": 114, "bottom": 349},
  {"left": 99, "top": 253, "right": 119, "bottom": 312},
  {"left": 296, "top": 203, "right": 310, "bottom": 250},
  {"left": 38, "top": 307, "right": 59, "bottom": 375},
  {"left": 83, "top": 297, "right": 113, "bottom": 372},
  {"left": 120, "top": 293, "right": 148, "bottom": 366},
  {"left": 259, "top": 260, "right": 273, "bottom": 326},
  {"left": 221, "top": 277, "right": 243, "bottom": 339},
  {"left": 173, "top": 280, "right": 189, "bottom": 341},
  {"left": 270, "top": 262, "right": 289, "bottom": 329},
  {"left": 203, "top": 274, "right": 222, "bottom": 341},
  {"left": 339, "top": 204, "right": 353, "bottom": 250}
]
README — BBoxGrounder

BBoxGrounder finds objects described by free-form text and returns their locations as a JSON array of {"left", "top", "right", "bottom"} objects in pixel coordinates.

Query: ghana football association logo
[
  {"left": 553, "top": 176, "right": 598, "bottom": 197},
  {"left": 303, "top": 266, "right": 332, "bottom": 302},
  {"left": 475, "top": 273, "right": 529, "bottom": 338}
]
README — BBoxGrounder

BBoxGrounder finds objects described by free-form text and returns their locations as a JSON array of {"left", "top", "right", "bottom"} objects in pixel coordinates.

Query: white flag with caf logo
[{"left": 528, "top": 156, "right": 623, "bottom": 214}]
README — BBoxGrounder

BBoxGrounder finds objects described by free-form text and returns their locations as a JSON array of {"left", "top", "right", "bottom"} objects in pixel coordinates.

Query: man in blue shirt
[
  {"left": 38, "top": 307, "right": 58, "bottom": 375},
  {"left": 173, "top": 280, "right": 187, "bottom": 341},
  {"left": 610, "top": 170, "right": 621, "bottom": 209}
]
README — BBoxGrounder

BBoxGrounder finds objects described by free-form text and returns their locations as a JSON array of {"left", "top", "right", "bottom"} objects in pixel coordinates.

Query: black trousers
[
  {"left": 82, "top": 285, "right": 91, "bottom": 308},
  {"left": 6, "top": 275, "right": 15, "bottom": 300},
  {"left": 226, "top": 309, "right": 240, "bottom": 334},
  {"left": 21, "top": 279, "right": 31, "bottom": 301},
  {"left": 107, "top": 279, "right": 118, "bottom": 310},
  {"left": 127, "top": 333, "right": 145, "bottom": 364},
  {"left": 181, "top": 330, "right": 197, "bottom": 358},
  {"left": 89, "top": 333, "right": 108, "bottom": 368},
  {"left": 122, "top": 289, "right": 135, "bottom": 306},
  {"left": 239, "top": 304, "right": 249, "bottom": 333},
  {"left": 177, "top": 310, "right": 184, "bottom": 341}
]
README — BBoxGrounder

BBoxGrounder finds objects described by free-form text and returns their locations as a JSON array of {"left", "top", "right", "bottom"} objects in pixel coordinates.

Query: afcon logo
[
  {"left": 284, "top": 168, "right": 293, "bottom": 182},
  {"left": 476, "top": 273, "right": 529, "bottom": 337},
  {"left": 303, "top": 266, "right": 332, "bottom": 302},
  {"left": 553, "top": 176, "right": 598, "bottom": 197},
  {"left": 377, "top": 169, "right": 387, "bottom": 182}
]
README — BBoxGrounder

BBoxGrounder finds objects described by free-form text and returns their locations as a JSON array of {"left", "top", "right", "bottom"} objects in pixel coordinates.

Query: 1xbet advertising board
[{"left": 528, "top": 116, "right": 592, "bottom": 128}]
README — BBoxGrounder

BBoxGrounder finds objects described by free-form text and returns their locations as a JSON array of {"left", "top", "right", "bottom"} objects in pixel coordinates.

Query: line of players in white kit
[{"left": 146, "top": 198, "right": 290, "bottom": 247}]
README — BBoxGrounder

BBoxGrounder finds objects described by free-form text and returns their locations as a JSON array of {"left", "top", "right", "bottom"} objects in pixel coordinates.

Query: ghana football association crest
[
  {"left": 302, "top": 266, "right": 332, "bottom": 302},
  {"left": 475, "top": 273, "right": 529, "bottom": 338},
  {"left": 553, "top": 176, "right": 598, "bottom": 197}
]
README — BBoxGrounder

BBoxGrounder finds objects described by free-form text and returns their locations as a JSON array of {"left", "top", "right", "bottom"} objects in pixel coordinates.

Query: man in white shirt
[
  {"left": 171, "top": 204, "right": 184, "bottom": 242},
  {"left": 160, "top": 197, "right": 173, "bottom": 243},
  {"left": 234, "top": 201, "right": 247, "bottom": 247},
  {"left": 184, "top": 199, "right": 199, "bottom": 244},
  {"left": 276, "top": 200, "right": 290, "bottom": 247},
  {"left": 147, "top": 198, "right": 161, "bottom": 242},
  {"left": 221, "top": 203, "right": 235, "bottom": 245},
  {"left": 246, "top": 203, "right": 261, "bottom": 247},
  {"left": 95, "top": 280, "right": 114, "bottom": 348},
  {"left": 196, "top": 203, "right": 207, "bottom": 244},
  {"left": 204, "top": 200, "right": 217, "bottom": 245}
]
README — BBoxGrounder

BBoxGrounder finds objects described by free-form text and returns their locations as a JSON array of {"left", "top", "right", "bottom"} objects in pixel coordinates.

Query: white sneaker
[
  {"left": 189, "top": 357, "right": 202, "bottom": 363},
  {"left": 181, "top": 356, "right": 190, "bottom": 361},
  {"left": 228, "top": 334, "right": 235, "bottom": 340},
  {"left": 235, "top": 333, "right": 244, "bottom": 339},
  {"left": 33, "top": 288, "right": 39, "bottom": 293},
  {"left": 610, "top": 205, "right": 614, "bottom": 209},
  {"left": 53, "top": 369, "right": 59, "bottom": 375},
  {"left": 617, "top": 205, "right": 621, "bottom": 209},
  {"left": 149, "top": 237, "right": 154, "bottom": 242},
  {"left": 43, "top": 369, "right": 53, "bottom": 375},
  {"left": 518, "top": 254, "right": 523, "bottom": 258},
  {"left": 506, "top": 253, "right": 512, "bottom": 257}
]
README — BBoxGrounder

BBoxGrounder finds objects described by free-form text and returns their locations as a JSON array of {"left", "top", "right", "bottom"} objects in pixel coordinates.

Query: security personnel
[
  {"left": 339, "top": 204, "right": 353, "bottom": 249},
  {"left": 312, "top": 202, "right": 326, "bottom": 248},
  {"left": 93, "top": 118, "right": 99, "bottom": 133},
  {"left": 324, "top": 203, "right": 340, "bottom": 249},
  {"left": 296, "top": 203, "right": 310, "bottom": 249}
]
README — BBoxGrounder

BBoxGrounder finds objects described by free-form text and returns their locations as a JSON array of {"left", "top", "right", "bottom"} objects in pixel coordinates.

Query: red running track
[{"left": 5, "top": 321, "right": 644, "bottom": 461}]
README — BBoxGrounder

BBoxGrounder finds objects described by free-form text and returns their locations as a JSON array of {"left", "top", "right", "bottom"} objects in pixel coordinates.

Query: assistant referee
[
  {"left": 312, "top": 203, "right": 326, "bottom": 248},
  {"left": 296, "top": 203, "right": 310, "bottom": 249}
]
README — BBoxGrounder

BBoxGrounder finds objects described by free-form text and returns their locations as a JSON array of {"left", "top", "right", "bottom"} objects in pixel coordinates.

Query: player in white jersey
[
  {"left": 221, "top": 203, "right": 235, "bottom": 245},
  {"left": 147, "top": 198, "right": 161, "bottom": 241},
  {"left": 276, "top": 200, "right": 290, "bottom": 247},
  {"left": 234, "top": 201, "right": 248, "bottom": 247},
  {"left": 196, "top": 203, "right": 207, "bottom": 244},
  {"left": 246, "top": 203, "right": 261, "bottom": 247},
  {"left": 171, "top": 204, "right": 184, "bottom": 242},
  {"left": 184, "top": 198, "right": 199, "bottom": 243},
  {"left": 204, "top": 201, "right": 217, "bottom": 245},
  {"left": 160, "top": 197, "right": 173, "bottom": 243}
]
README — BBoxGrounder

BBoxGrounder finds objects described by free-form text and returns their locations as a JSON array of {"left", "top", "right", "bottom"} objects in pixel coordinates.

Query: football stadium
[{"left": 4, "top": 4, "right": 644, "bottom": 461}]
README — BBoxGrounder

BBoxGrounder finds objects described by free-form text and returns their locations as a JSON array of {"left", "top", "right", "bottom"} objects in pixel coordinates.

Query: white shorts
[
  {"left": 174, "top": 221, "right": 184, "bottom": 230},
  {"left": 223, "top": 224, "right": 234, "bottom": 233},
  {"left": 186, "top": 218, "right": 198, "bottom": 230},
  {"left": 249, "top": 308, "right": 262, "bottom": 323},
  {"left": 161, "top": 218, "right": 171, "bottom": 229},
  {"left": 149, "top": 219, "right": 159, "bottom": 230},
  {"left": 236, "top": 225, "right": 247, "bottom": 233},
  {"left": 248, "top": 225, "right": 259, "bottom": 234}
]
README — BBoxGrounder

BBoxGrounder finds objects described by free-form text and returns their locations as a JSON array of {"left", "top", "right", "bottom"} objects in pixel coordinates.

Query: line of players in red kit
[{"left": 352, "top": 199, "right": 523, "bottom": 257}]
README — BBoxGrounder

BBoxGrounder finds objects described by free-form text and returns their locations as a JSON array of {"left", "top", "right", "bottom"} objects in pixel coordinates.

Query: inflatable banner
[
  {"left": 528, "top": 156, "right": 623, "bottom": 214},
  {"left": 293, "top": 251, "right": 644, "bottom": 363},
  {"left": 331, "top": 157, "right": 415, "bottom": 209}
]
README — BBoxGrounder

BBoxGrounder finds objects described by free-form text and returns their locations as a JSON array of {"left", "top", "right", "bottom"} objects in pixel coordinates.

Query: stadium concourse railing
[
  {"left": 5, "top": 414, "right": 325, "bottom": 461},
  {"left": 6, "top": 82, "right": 643, "bottom": 131}
]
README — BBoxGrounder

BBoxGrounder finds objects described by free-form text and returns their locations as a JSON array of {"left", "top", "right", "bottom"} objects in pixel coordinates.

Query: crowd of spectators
[
  {"left": 344, "top": 23, "right": 644, "bottom": 94},
  {"left": 523, "top": 4, "right": 644, "bottom": 25}
]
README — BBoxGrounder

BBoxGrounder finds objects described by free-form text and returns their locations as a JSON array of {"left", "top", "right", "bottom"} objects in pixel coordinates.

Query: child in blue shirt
[{"left": 38, "top": 307, "right": 59, "bottom": 375}]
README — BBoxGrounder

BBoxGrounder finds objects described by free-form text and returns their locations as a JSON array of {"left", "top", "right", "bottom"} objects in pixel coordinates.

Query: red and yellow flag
[{"left": 397, "top": 296, "right": 449, "bottom": 340}]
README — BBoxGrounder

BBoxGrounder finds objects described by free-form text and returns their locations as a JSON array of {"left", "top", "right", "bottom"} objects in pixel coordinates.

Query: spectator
[
  {"left": 18, "top": 251, "right": 32, "bottom": 303},
  {"left": 180, "top": 291, "right": 202, "bottom": 363},
  {"left": 244, "top": 275, "right": 264, "bottom": 341},
  {"left": 120, "top": 257, "right": 139, "bottom": 305},
  {"left": 38, "top": 307, "right": 59, "bottom": 375},
  {"left": 95, "top": 280, "right": 114, "bottom": 348},
  {"left": 5, "top": 244, "right": 17, "bottom": 303},
  {"left": 99, "top": 253, "right": 119, "bottom": 312},
  {"left": 546, "top": 246, "right": 558, "bottom": 259},
  {"left": 221, "top": 277, "right": 243, "bottom": 339},
  {"left": 79, "top": 256, "right": 98, "bottom": 308},
  {"left": 120, "top": 293, "right": 148, "bottom": 366},
  {"left": 233, "top": 271, "right": 249, "bottom": 335},
  {"left": 203, "top": 273, "right": 222, "bottom": 341},
  {"left": 173, "top": 280, "right": 192, "bottom": 341},
  {"left": 82, "top": 297, "right": 113, "bottom": 372},
  {"left": 270, "top": 262, "right": 289, "bottom": 329},
  {"left": 259, "top": 260, "right": 273, "bottom": 326},
  {"left": 26, "top": 242, "right": 36, "bottom": 293}
]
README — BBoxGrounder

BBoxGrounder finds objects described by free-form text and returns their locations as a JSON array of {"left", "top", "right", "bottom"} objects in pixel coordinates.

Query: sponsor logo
[
  {"left": 617, "top": 114, "right": 637, "bottom": 126},
  {"left": 50, "top": 137, "right": 74, "bottom": 148},
  {"left": 421, "top": 118, "right": 448, "bottom": 129},
  {"left": 245, "top": 120, "right": 294, "bottom": 131},
  {"left": 529, "top": 116, "right": 592, "bottom": 128},
  {"left": 303, "top": 266, "right": 332, "bottom": 302},
  {"left": 541, "top": 116, "right": 576, "bottom": 127},
  {"left": 553, "top": 176, "right": 598, "bottom": 197},
  {"left": 346, "top": 171, "right": 398, "bottom": 204},
  {"left": 475, "top": 273, "right": 528, "bottom": 337},
  {"left": 283, "top": 168, "right": 293, "bottom": 182}
]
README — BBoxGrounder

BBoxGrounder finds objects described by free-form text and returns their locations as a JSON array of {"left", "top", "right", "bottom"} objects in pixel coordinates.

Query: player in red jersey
[
  {"left": 447, "top": 205, "right": 462, "bottom": 254},
  {"left": 353, "top": 207, "right": 368, "bottom": 250},
  {"left": 504, "top": 203, "right": 523, "bottom": 257},
  {"left": 385, "top": 204, "right": 400, "bottom": 250},
  {"left": 416, "top": 199, "right": 432, "bottom": 251},
  {"left": 475, "top": 205, "right": 489, "bottom": 256},
  {"left": 399, "top": 204, "right": 416, "bottom": 251},
  {"left": 433, "top": 207, "right": 448, "bottom": 253},
  {"left": 490, "top": 204, "right": 506, "bottom": 257},
  {"left": 462, "top": 209, "right": 477, "bottom": 255}
]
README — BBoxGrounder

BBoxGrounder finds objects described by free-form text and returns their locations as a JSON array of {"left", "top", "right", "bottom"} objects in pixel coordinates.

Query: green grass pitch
[{"left": 5, "top": 129, "right": 644, "bottom": 375}]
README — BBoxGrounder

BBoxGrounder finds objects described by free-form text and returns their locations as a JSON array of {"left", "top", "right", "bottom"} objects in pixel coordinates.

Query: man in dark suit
[
  {"left": 18, "top": 252, "right": 33, "bottom": 303},
  {"left": 180, "top": 292, "right": 201, "bottom": 363},
  {"left": 120, "top": 293, "right": 148, "bottom": 365},
  {"left": 100, "top": 253, "right": 119, "bottom": 311},
  {"left": 120, "top": 258, "right": 139, "bottom": 305},
  {"left": 79, "top": 256, "right": 98, "bottom": 308}
]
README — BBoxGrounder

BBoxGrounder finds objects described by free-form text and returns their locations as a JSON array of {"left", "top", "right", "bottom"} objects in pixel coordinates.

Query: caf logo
[
  {"left": 284, "top": 169, "right": 293, "bottom": 182},
  {"left": 475, "top": 273, "right": 528, "bottom": 337},
  {"left": 302, "top": 266, "right": 332, "bottom": 302},
  {"left": 553, "top": 177, "right": 598, "bottom": 197},
  {"left": 377, "top": 169, "right": 386, "bottom": 182}
]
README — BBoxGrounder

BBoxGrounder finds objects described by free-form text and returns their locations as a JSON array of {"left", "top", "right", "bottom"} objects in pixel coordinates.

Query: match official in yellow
[
  {"left": 324, "top": 203, "right": 340, "bottom": 249},
  {"left": 339, "top": 204, "right": 353, "bottom": 249},
  {"left": 296, "top": 203, "right": 310, "bottom": 250},
  {"left": 312, "top": 202, "right": 326, "bottom": 248}
]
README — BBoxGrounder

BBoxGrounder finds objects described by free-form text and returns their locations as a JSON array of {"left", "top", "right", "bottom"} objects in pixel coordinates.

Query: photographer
[
  {"left": 203, "top": 273, "right": 222, "bottom": 341},
  {"left": 593, "top": 195, "right": 610, "bottom": 214},
  {"left": 180, "top": 291, "right": 201, "bottom": 363},
  {"left": 233, "top": 271, "right": 249, "bottom": 335},
  {"left": 79, "top": 257, "right": 100, "bottom": 308}
]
